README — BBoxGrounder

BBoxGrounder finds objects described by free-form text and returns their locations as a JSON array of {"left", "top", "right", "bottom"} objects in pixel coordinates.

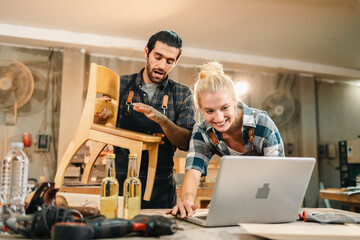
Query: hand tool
[{"left": 3, "top": 204, "right": 180, "bottom": 239}]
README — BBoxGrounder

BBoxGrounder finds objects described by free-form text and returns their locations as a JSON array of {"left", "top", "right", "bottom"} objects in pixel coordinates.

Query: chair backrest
[{"left": 91, "top": 64, "right": 120, "bottom": 127}]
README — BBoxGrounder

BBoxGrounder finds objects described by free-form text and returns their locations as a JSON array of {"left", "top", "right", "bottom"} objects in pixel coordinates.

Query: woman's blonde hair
[{"left": 194, "top": 61, "right": 236, "bottom": 109}]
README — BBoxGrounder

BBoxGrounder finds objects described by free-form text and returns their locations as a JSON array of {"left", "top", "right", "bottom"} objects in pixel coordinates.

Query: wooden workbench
[
  {"left": 319, "top": 189, "right": 360, "bottom": 212},
  {"left": 59, "top": 184, "right": 214, "bottom": 209},
  {"left": 2, "top": 208, "right": 360, "bottom": 240}
]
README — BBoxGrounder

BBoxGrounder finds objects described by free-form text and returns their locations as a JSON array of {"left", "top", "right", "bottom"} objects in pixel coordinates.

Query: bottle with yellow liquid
[
  {"left": 100, "top": 153, "right": 119, "bottom": 218},
  {"left": 123, "top": 153, "right": 141, "bottom": 219}
]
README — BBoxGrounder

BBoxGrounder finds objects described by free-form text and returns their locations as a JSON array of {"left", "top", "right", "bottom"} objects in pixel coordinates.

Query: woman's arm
[{"left": 167, "top": 169, "right": 202, "bottom": 218}]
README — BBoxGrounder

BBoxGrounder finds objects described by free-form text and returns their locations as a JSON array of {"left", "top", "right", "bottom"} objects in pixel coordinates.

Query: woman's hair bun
[{"left": 199, "top": 61, "right": 224, "bottom": 79}]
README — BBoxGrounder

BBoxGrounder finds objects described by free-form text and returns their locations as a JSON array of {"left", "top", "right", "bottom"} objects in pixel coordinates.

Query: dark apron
[{"left": 114, "top": 75, "right": 176, "bottom": 209}]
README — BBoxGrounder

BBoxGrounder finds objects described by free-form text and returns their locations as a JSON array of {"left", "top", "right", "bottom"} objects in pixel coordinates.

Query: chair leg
[
  {"left": 54, "top": 138, "right": 87, "bottom": 188},
  {"left": 143, "top": 143, "right": 159, "bottom": 201},
  {"left": 81, "top": 142, "right": 106, "bottom": 184}
]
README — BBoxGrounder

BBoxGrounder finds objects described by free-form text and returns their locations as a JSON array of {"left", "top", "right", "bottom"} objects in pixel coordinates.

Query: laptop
[{"left": 180, "top": 156, "right": 315, "bottom": 227}]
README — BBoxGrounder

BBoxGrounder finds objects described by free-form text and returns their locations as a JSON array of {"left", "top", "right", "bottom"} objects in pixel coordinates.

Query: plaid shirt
[
  {"left": 185, "top": 102, "right": 285, "bottom": 176},
  {"left": 117, "top": 68, "right": 196, "bottom": 150}
]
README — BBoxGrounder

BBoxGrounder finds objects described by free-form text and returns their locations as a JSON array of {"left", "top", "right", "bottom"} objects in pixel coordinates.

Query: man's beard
[{"left": 146, "top": 61, "right": 167, "bottom": 84}]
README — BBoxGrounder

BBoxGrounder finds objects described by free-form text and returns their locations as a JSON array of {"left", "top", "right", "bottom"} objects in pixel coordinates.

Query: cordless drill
[
  {"left": 84, "top": 214, "right": 179, "bottom": 238},
  {"left": 3, "top": 204, "right": 179, "bottom": 239}
]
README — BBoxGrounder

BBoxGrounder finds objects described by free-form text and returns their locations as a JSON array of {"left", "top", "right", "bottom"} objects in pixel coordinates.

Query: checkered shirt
[
  {"left": 185, "top": 102, "right": 285, "bottom": 176},
  {"left": 117, "top": 68, "right": 196, "bottom": 150}
]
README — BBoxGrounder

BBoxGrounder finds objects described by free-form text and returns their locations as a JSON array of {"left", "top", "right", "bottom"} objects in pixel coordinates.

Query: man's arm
[{"left": 132, "top": 102, "right": 191, "bottom": 149}]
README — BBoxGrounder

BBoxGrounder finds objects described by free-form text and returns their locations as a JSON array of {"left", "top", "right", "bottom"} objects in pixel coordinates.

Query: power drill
[
  {"left": 83, "top": 214, "right": 179, "bottom": 238},
  {"left": 3, "top": 204, "right": 180, "bottom": 239}
]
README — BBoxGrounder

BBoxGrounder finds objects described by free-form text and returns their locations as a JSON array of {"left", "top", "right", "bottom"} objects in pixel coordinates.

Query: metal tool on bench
[
  {"left": 3, "top": 204, "right": 180, "bottom": 239},
  {"left": 25, "top": 181, "right": 100, "bottom": 217},
  {"left": 52, "top": 214, "right": 180, "bottom": 239},
  {"left": 298, "top": 209, "right": 360, "bottom": 224}
]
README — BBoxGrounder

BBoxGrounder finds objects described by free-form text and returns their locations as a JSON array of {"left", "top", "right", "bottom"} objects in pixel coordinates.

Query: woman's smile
[{"left": 199, "top": 90, "right": 236, "bottom": 132}]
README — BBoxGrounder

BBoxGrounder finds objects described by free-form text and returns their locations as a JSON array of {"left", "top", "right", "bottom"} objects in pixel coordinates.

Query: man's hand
[
  {"left": 132, "top": 102, "right": 165, "bottom": 124},
  {"left": 132, "top": 102, "right": 191, "bottom": 150},
  {"left": 93, "top": 108, "right": 112, "bottom": 124},
  {"left": 166, "top": 200, "right": 198, "bottom": 219}
]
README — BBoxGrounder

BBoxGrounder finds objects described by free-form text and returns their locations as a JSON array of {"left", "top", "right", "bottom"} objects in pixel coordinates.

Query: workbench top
[
  {"left": 2, "top": 208, "right": 360, "bottom": 240},
  {"left": 319, "top": 188, "right": 360, "bottom": 212}
]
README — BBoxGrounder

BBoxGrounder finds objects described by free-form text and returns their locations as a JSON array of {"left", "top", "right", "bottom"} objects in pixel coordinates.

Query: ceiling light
[{"left": 234, "top": 81, "right": 249, "bottom": 97}]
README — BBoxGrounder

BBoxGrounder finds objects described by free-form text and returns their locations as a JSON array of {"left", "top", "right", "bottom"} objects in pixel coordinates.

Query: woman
[{"left": 168, "top": 61, "right": 284, "bottom": 218}]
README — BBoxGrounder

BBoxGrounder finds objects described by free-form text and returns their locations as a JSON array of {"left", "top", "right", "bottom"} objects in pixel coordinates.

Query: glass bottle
[
  {"left": 100, "top": 153, "right": 119, "bottom": 218},
  {"left": 0, "top": 142, "right": 29, "bottom": 218},
  {"left": 123, "top": 153, "right": 141, "bottom": 219}
]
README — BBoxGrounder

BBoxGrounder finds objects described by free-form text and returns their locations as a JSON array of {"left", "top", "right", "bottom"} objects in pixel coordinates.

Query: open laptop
[{"left": 180, "top": 156, "right": 315, "bottom": 227}]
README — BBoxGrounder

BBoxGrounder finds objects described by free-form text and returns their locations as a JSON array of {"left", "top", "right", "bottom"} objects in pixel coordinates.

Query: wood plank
[{"left": 240, "top": 222, "right": 360, "bottom": 240}]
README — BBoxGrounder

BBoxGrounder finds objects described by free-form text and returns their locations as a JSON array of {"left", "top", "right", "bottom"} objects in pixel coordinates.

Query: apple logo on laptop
[{"left": 256, "top": 183, "right": 270, "bottom": 199}]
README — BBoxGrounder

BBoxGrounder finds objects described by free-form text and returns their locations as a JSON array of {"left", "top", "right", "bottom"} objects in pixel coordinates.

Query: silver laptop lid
[{"left": 206, "top": 156, "right": 315, "bottom": 226}]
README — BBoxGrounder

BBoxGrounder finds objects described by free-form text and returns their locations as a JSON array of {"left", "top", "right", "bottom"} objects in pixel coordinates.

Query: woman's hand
[
  {"left": 167, "top": 169, "right": 202, "bottom": 218},
  {"left": 166, "top": 200, "right": 198, "bottom": 218}
]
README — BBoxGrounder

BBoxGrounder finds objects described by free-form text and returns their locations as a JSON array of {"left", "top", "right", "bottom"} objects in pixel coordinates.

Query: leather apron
[{"left": 114, "top": 74, "right": 176, "bottom": 209}]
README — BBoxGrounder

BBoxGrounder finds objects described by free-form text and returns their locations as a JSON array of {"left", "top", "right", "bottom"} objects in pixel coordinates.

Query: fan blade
[{"left": 0, "top": 88, "right": 16, "bottom": 108}]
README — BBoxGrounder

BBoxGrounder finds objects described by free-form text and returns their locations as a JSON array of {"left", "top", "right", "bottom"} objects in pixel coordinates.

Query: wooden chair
[{"left": 54, "top": 63, "right": 161, "bottom": 201}]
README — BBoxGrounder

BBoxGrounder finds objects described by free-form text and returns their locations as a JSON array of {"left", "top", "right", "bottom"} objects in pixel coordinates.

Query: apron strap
[
  {"left": 208, "top": 127, "right": 255, "bottom": 152},
  {"left": 161, "top": 95, "right": 169, "bottom": 114},
  {"left": 248, "top": 127, "right": 254, "bottom": 143},
  {"left": 208, "top": 130, "right": 219, "bottom": 145},
  {"left": 161, "top": 80, "right": 173, "bottom": 115},
  {"left": 119, "top": 75, "right": 137, "bottom": 104},
  {"left": 118, "top": 75, "right": 137, "bottom": 127},
  {"left": 126, "top": 90, "right": 134, "bottom": 115},
  {"left": 248, "top": 127, "right": 254, "bottom": 151}
]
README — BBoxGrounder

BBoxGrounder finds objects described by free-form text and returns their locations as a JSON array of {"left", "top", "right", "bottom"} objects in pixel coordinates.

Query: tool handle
[
  {"left": 87, "top": 218, "right": 133, "bottom": 239},
  {"left": 66, "top": 206, "right": 100, "bottom": 217},
  {"left": 134, "top": 214, "right": 178, "bottom": 236}
]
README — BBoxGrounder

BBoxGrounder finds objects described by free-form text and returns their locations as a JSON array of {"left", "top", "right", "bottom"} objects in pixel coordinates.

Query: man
[{"left": 113, "top": 30, "right": 195, "bottom": 209}]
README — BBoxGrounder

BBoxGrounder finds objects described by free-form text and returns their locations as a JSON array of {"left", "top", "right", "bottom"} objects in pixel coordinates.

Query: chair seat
[{"left": 91, "top": 124, "right": 161, "bottom": 143}]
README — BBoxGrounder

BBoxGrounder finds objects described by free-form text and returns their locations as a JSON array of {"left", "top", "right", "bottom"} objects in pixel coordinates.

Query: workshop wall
[
  {"left": 0, "top": 44, "right": 63, "bottom": 182},
  {"left": 317, "top": 81, "right": 360, "bottom": 208}
]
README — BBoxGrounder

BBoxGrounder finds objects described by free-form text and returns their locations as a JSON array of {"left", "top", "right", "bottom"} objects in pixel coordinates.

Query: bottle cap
[
  {"left": 129, "top": 153, "right": 137, "bottom": 158},
  {"left": 10, "top": 142, "right": 24, "bottom": 149},
  {"left": 106, "top": 153, "right": 115, "bottom": 159}
]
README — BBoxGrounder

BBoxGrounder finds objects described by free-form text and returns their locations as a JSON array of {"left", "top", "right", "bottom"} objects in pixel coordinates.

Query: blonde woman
[{"left": 168, "top": 61, "right": 284, "bottom": 218}]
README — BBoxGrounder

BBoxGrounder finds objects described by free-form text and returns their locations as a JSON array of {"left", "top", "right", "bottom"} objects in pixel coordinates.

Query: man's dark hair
[{"left": 146, "top": 30, "right": 182, "bottom": 60}]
